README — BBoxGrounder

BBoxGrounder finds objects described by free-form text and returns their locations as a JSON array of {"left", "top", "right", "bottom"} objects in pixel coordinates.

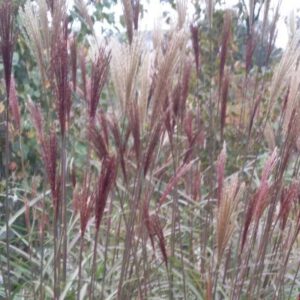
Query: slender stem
[
  {"left": 90, "top": 226, "right": 99, "bottom": 300},
  {"left": 39, "top": 193, "right": 45, "bottom": 300},
  {"left": 61, "top": 132, "right": 67, "bottom": 282},
  {"left": 53, "top": 207, "right": 59, "bottom": 300},
  {"left": 288, "top": 259, "right": 300, "bottom": 299},
  {"left": 109, "top": 207, "right": 122, "bottom": 287},
  {"left": 100, "top": 193, "right": 114, "bottom": 300},
  {"left": 0, "top": 254, "right": 8, "bottom": 299},
  {"left": 234, "top": 222, "right": 259, "bottom": 299},
  {"left": 117, "top": 167, "right": 144, "bottom": 299},
  {"left": 77, "top": 235, "right": 84, "bottom": 300},
  {"left": 177, "top": 209, "right": 187, "bottom": 300},
  {"left": 4, "top": 87, "right": 11, "bottom": 299},
  {"left": 28, "top": 222, "right": 36, "bottom": 300},
  {"left": 212, "top": 261, "right": 221, "bottom": 299}
]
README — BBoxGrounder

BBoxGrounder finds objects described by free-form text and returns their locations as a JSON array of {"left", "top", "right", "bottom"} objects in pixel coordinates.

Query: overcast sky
[
  {"left": 131, "top": 0, "right": 300, "bottom": 48},
  {"left": 222, "top": 0, "right": 300, "bottom": 48},
  {"left": 82, "top": 0, "right": 300, "bottom": 49}
]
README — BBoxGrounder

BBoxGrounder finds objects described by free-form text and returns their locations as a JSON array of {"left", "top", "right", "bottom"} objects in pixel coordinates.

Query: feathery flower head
[
  {"left": 88, "top": 46, "right": 110, "bottom": 121},
  {"left": 190, "top": 23, "right": 200, "bottom": 74},
  {"left": 0, "top": 0, "right": 15, "bottom": 96},
  {"left": 95, "top": 155, "right": 117, "bottom": 230},
  {"left": 279, "top": 181, "right": 299, "bottom": 230}
]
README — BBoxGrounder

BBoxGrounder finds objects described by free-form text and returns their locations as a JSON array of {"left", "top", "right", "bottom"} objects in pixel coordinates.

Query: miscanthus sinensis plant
[{"left": 1, "top": 0, "right": 300, "bottom": 299}]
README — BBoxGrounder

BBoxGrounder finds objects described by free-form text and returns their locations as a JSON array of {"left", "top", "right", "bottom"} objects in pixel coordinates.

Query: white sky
[
  {"left": 127, "top": 0, "right": 300, "bottom": 48},
  {"left": 222, "top": 0, "right": 300, "bottom": 48},
  {"left": 72, "top": 0, "right": 300, "bottom": 49}
]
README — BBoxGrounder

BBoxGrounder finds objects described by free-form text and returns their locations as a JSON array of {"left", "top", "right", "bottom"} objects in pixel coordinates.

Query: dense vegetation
[{"left": 1, "top": 0, "right": 300, "bottom": 299}]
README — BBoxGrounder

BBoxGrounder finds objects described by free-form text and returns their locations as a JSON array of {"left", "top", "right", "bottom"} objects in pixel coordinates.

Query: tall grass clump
[{"left": 1, "top": 0, "right": 300, "bottom": 299}]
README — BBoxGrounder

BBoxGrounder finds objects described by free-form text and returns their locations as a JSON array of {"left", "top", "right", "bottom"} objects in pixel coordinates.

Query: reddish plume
[
  {"left": 27, "top": 101, "right": 59, "bottom": 210},
  {"left": 192, "top": 166, "right": 202, "bottom": 201},
  {"left": 190, "top": 23, "right": 200, "bottom": 74},
  {"left": 144, "top": 122, "right": 163, "bottom": 176},
  {"left": 27, "top": 101, "right": 44, "bottom": 145},
  {"left": 151, "top": 214, "right": 168, "bottom": 267},
  {"left": 88, "top": 47, "right": 111, "bottom": 121},
  {"left": 70, "top": 36, "right": 77, "bottom": 92},
  {"left": 279, "top": 182, "right": 299, "bottom": 230},
  {"left": 159, "top": 160, "right": 195, "bottom": 206},
  {"left": 0, "top": 0, "right": 15, "bottom": 96},
  {"left": 51, "top": 19, "right": 71, "bottom": 136},
  {"left": 220, "top": 72, "right": 229, "bottom": 140},
  {"left": 241, "top": 148, "right": 278, "bottom": 250},
  {"left": 89, "top": 122, "right": 109, "bottom": 159},
  {"left": 180, "top": 61, "right": 192, "bottom": 119},
  {"left": 108, "top": 115, "right": 128, "bottom": 182},
  {"left": 74, "top": 178, "right": 95, "bottom": 237},
  {"left": 219, "top": 11, "right": 231, "bottom": 88},
  {"left": 43, "top": 129, "right": 59, "bottom": 208},
  {"left": 9, "top": 75, "right": 21, "bottom": 131},
  {"left": 143, "top": 203, "right": 168, "bottom": 267},
  {"left": 143, "top": 199, "right": 155, "bottom": 250},
  {"left": 95, "top": 156, "right": 117, "bottom": 230}
]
